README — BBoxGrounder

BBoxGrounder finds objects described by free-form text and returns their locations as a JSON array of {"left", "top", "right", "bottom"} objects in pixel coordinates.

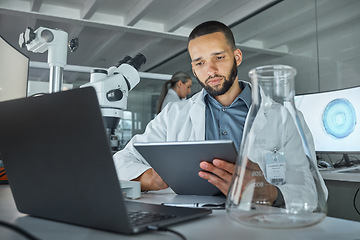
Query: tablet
[{"left": 133, "top": 140, "right": 238, "bottom": 196}]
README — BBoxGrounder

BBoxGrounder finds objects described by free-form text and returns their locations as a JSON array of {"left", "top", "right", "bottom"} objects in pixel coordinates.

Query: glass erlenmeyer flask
[{"left": 226, "top": 65, "right": 327, "bottom": 228}]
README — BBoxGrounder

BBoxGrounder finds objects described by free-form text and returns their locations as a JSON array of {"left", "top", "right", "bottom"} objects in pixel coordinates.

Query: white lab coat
[
  {"left": 113, "top": 81, "right": 328, "bottom": 205},
  {"left": 243, "top": 87, "right": 328, "bottom": 207},
  {"left": 113, "top": 86, "right": 206, "bottom": 180},
  {"left": 161, "top": 88, "right": 182, "bottom": 111}
]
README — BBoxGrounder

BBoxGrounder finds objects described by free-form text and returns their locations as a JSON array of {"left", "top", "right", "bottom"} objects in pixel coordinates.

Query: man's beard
[{"left": 196, "top": 58, "right": 238, "bottom": 97}]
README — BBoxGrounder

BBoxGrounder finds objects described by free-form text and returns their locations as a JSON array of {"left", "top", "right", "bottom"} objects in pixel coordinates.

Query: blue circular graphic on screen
[{"left": 322, "top": 98, "right": 356, "bottom": 138}]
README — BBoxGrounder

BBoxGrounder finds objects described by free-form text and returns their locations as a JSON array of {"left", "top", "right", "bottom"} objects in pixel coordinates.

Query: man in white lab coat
[{"left": 113, "top": 21, "right": 327, "bottom": 206}]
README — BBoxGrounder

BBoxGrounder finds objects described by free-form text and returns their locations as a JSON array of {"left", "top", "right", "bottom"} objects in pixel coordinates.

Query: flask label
[{"left": 265, "top": 150, "right": 286, "bottom": 185}]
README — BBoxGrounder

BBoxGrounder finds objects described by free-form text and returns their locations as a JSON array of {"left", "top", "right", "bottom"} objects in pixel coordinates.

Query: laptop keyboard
[{"left": 128, "top": 210, "right": 177, "bottom": 226}]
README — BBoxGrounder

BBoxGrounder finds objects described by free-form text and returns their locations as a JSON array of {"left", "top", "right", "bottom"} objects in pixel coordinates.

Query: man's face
[
  {"left": 188, "top": 32, "right": 242, "bottom": 97},
  {"left": 196, "top": 58, "right": 238, "bottom": 97}
]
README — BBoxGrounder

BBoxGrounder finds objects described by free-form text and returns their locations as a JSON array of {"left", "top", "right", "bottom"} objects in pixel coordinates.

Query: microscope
[
  {"left": 19, "top": 26, "right": 146, "bottom": 151},
  {"left": 19, "top": 27, "right": 78, "bottom": 93},
  {"left": 18, "top": 27, "right": 145, "bottom": 197},
  {"left": 81, "top": 54, "right": 146, "bottom": 151}
]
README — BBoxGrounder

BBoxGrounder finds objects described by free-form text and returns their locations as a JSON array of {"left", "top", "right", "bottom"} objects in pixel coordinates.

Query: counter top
[
  {"left": 1, "top": 185, "right": 360, "bottom": 240},
  {"left": 320, "top": 167, "right": 360, "bottom": 182}
]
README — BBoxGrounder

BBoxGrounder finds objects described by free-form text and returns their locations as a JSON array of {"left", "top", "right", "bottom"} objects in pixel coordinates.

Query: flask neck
[{"left": 249, "top": 65, "right": 296, "bottom": 105}]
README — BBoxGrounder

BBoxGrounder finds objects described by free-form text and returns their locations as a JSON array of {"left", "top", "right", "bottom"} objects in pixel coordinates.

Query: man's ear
[{"left": 234, "top": 49, "right": 243, "bottom": 66}]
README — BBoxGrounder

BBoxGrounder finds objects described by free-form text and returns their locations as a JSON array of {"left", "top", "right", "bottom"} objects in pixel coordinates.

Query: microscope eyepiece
[
  {"left": 115, "top": 53, "right": 146, "bottom": 70},
  {"left": 116, "top": 56, "right": 132, "bottom": 68},
  {"left": 127, "top": 53, "right": 146, "bottom": 70}
]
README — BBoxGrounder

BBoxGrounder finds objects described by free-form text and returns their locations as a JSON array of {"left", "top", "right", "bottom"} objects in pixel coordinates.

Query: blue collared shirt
[{"left": 204, "top": 81, "right": 252, "bottom": 152}]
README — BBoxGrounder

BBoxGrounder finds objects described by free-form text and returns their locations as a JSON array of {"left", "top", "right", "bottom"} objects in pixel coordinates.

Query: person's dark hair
[
  {"left": 188, "top": 21, "right": 236, "bottom": 50},
  {"left": 156, "top": 71, "right": 191, "bottom": 114}
]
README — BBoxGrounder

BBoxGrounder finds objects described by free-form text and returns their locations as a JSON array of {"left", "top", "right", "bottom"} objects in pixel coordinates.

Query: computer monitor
[
  {"left": 295, "top": 86, "right": 360, "bottom": 167},
  {"left": 0, "top": 35, "right": 29, "bottom": 102}
]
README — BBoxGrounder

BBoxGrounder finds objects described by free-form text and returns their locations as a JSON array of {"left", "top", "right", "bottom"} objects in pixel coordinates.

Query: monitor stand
[
  {"left": 332, "top": 154, "right": 360, "bottom": 173},
  {"left": 343, "top": 154, "right": 352, "bottom": 167}
]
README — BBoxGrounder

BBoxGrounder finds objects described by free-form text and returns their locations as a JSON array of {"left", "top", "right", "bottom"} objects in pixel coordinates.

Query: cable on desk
[
  {"left": 354, "top": 188, "right": 360, "bottom": 216},
  {"left": 0, "top": 220, "right": 41, "bottom": 240},
  {"left": 147, "top": 225, "right": 187, "bottom": 240}
]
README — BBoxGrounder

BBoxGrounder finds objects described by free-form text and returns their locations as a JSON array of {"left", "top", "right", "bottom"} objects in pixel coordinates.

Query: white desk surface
[
  {"left": 320, "top": 170, "right": 360, "bottom": 183},
  {"left": 1, "top": 185, "right": 360, "bottom": 240}
]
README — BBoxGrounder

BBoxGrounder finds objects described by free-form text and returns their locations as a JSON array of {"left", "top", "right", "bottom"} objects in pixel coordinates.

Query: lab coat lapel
[
  {"left": 189, "top": 92, "right": 206, "bottom": 140},
  {"left": 250, "top": 88, "right": 268, "bottom": 135},
  {"left": 253, "top": 107, "right": 267, "bottom": 134}
]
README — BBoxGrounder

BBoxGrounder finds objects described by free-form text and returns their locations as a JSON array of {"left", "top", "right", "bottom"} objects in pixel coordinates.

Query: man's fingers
[
  {"left": 213, "top": 159, "right": 235, "bottom": 174},
  {"left": 199, "top": 160, "right": 234, "bottom": 182},
  {"left": 199, "top": 160, "right": 235, "bottom": 196},
  {"left": 198, "top": 170, "right": 229, "bottom": 195}
]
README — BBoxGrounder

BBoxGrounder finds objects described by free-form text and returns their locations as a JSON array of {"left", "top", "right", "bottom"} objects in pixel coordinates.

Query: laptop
[
  {"left": 0, "top": 87, "right": 211, "bottom": 234},
  {"left": 134, "top": 140, "right": 238, "bottom": 196}
]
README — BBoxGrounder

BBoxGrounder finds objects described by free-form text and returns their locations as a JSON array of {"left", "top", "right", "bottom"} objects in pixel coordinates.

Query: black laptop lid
[
  {"left": 0, "top": 87, "right": 212, "bottom": 234},
  {"left": 0, "top": 87, "right": 133, "bottom": 233}
]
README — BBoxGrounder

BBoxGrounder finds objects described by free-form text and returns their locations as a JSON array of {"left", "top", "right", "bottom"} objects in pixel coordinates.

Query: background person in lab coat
[
  {"left": 156, "top": 71, "right": 192, "bottom": 114},
  {"left": 113, "top": 21, "right": 327, "bottom": 205}
]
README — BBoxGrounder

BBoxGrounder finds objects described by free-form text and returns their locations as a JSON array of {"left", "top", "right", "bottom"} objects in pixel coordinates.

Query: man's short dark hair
[{"left": 188, "top": 21, "right": 236, "bottom": 50}]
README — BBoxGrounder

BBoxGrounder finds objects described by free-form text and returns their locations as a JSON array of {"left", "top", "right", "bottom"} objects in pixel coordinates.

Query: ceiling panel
[
  {"left": 1, "top": 0, "right": 358, "bottom": 93},
  {"left": 0, "top": 0, "right": 277, "bottom": 86}
]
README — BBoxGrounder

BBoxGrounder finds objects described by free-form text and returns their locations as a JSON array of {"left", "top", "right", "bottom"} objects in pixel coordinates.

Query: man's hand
[
  {"left": 238, "top": 160, "right": 278, "bottom": 204},
  {"left": 199, "top": 159, "right": 278, "bottom": 204},
  {"left": 132, "top": 168, "right": 168, "bottom": 191},
  {"left": 199, "top": 159, "right": 235, "bottom": 196}
]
